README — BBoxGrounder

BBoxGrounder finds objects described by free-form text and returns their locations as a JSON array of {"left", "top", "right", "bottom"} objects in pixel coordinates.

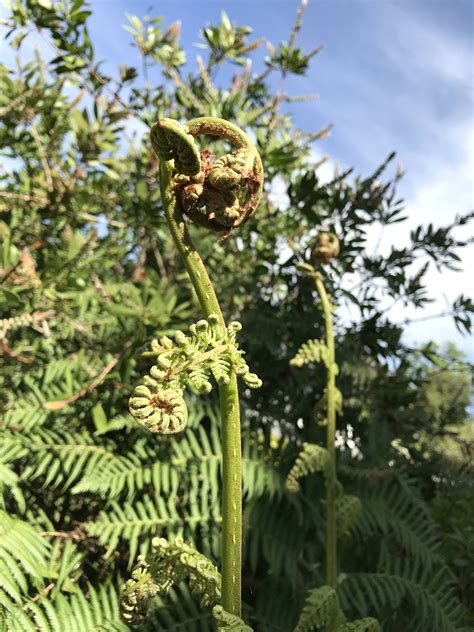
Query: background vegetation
[{"left": 0, "top": 1, "right": 472, "bottom": 630}]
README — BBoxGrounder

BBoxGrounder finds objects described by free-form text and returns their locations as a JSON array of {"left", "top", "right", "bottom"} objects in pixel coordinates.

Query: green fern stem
[
  {"left": 156, "top": 117, "right": 263, "bottom": 615},
  {"left": 313, "top": 272, "right": 338, "bottom": 589}
]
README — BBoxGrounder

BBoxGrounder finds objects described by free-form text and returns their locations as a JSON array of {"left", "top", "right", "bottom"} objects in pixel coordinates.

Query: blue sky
[{"left": 2, "top": 0, "right": 473, "bottom": 356}]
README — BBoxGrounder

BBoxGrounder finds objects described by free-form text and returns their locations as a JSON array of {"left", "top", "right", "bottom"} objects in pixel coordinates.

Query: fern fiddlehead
[
  {"left": 311, "top": 231, "right": 340, "bottom": 263},
  {"left": 129, "top": 316, "right": 261, "bottom": 434},
  {"left": 151, "top": 117, "right": 263, "bottom": 233},
  {"left": 148, "top": 117, "right": 263, "bottom": 616},
  {"left": 122, "top": 538, "right": 253, "bottom": 629}
]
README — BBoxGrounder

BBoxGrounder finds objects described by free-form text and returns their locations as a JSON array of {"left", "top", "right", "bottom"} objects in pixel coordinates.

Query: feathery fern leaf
[
  {"left": 286, "top": 443, "right": 329, "bottom": 493},
  {"left": 1, "top": 582, "right": 127, "bottom": 632},
  {"left": 336, "top": 494, "right": 362, "bottom": 536},
  {"left": 339, "top": 562, "right": 465, "bottom": 632},
  {"left": 0, "top": 511, "right": 50, "bottom": 606},
  {"left": 294, "top": 585, "right": 340, "bottom": 632}
]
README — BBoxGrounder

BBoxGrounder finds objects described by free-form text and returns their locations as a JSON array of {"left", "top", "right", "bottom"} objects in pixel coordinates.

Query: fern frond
[
  {"left": 0, "top": 511, "right": 50, "bottom": 605},
  {"left": 20, "top": 428, "right": 116, "bottom": 492},
  {"left": 244, "top": 496, "right": 305, "bottom": 588},
  {"left": 290, "top": 339, "right": 330, "bottom": 368},
  {"left": 2, "top": 388, "right": 49, "bottom": 431},
  {"left": 85, "top": 491, "right": 221, "bottom": 565},
  {"left": 336, "top": 494, "right": 362, "bottom": 536},
  {"left": 129, "top": 316, "right": 262, "bottom": 434},
  {"left": 2, "top": 582, "right": 127, "bottom": 632},
  {"left": 0, "top": 436, "right": 26, "bottom": 511},
  {"left": 339, "top": 563, "right": 465, "bottom": 632},
  {"left": 349, "top": 471, "right": 442, "bottom": 569},
  {"left": 213, "top": 605, "right": 253, "bottom": 630},
  {"left": 139, "top": 583, "right": 214, "bottom": 631},
  {"left": 286, "top": 443, "right": 329, "bottom": 492},
  {"left": 242, "top": 430, "right": 285, "bottom": 500},
  {"left": 294, "top": 585, "right": 340, "bottom": 632},
  {"left": 121, "top": 537, "right": 221, "bottom": 624}
]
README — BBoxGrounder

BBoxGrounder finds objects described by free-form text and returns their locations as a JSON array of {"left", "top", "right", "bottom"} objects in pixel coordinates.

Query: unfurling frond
[
  {"left": 151, "top": 117, "right": 201, "bottom": 176},
  {"left": 129, "top": 316, "right": 261, "bottom": 434},
  {"left": 294, "top": 585, "right": 340, "bottom": 632},
  {"left": 290, "top": 339, "right": 330, "bottom": 368},
  {"left": 121, "top": 558, "right": 160, "bottom": 624},
  {"left": 311, "top": 231, "right": 340, "bottom": 263},
  {"left": 286, "top": 443, "right": 330, "bottom": 492},
  {"left": 336, "top": 494, "right": 362, "bottom": 536},
  {"left": 129, "top": 387, "right": 187, "bottom": 434},
  {"left": 294, "top": 584, "right": 381, "bottom": 632},
  {"left": 212, "top": 605, "right": 254, "bottom": 630},
  {"left": 151, "top": 116, "right": 263, "bottom": 233},
  {"left": 121, "top": 537, "right": 221, "bottom": 624}
]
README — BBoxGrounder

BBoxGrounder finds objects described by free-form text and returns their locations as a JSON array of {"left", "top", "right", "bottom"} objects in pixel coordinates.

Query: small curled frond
[
  {"left": 286, "top": 443, "right": 330, "bottom": 492},
  {"left": 121, "top": 537, "right": 221, "bottom": 624},
  {"left": 121, "top": 558, "right": 159, "bottom": 624},
  {"left": 151, "top": 116, "right": 263, "bottom": 232},
  {"left": 311, "top": 231, "right": 340, "bottom": 263},
  {"left": 294, "top": 584, "right": 381, "bottom": 632},
  {"left": 129, "top": 315, "right": 262, "bottom": 434},
  {"left": 336, "top": 493, "right": 363, "bottom": 536},
  {"left": 294, "top": 585, "right": 341, "bottom": 632},
  {"left": 128, "top": 387, "right": 187, "bottom": 434},
  {"left": 151, "top": 117, "right": 201, "bottom": 176},
  {"left": 212, "top": 605, "right": 254, "bottom": 631},
  {"left": 290, "top": 338, "right": 330, "bottom": 368}
]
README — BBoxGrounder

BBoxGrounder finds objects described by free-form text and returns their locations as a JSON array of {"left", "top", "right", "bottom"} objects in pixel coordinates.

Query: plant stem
[
  {"left": 159, "top": 160, "right": 242, "bottom": 615},
  {"left": 314, "top": 272, "right": 337, "bottom": 589}
]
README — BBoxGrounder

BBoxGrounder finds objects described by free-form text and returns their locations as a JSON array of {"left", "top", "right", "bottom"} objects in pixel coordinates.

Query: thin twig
[{"left": 31, "top": 126, "right": 53, "bottom": 191}]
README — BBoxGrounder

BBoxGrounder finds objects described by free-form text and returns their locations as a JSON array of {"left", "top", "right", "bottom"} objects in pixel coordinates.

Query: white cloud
[{"left": 301, "top": 3, "right": 474, "bottom": 355}]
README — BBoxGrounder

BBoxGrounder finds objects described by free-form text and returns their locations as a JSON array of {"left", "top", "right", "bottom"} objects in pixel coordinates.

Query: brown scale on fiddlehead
[
  {"left": 311, "top": 231, "right": 340, "bottom": 263},
  {"left": 151, "top": 117, "right": 264, "bottom": 234}
]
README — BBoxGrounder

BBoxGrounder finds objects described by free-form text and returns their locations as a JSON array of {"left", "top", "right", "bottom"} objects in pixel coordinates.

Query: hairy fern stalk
[
  {"left": 125, "top": 116, "right": 263, "bottom": 619},
  {"left": 286, "top": 239, "right": 380, "bottom": 631}
]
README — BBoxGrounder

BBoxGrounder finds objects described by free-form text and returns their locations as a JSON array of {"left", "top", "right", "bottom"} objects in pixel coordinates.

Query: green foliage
[
  {"left": 0, "top": 511, "right": 49, "bottom": 608},
  {"left": 131, "top": 316, "right": 261, "bottom": 407},
  {"left": 3, "top": 582, "right": 127, "bottom": 632},
  {"left": 339, "top": 566, "right": 464, "bottom": 632}
]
